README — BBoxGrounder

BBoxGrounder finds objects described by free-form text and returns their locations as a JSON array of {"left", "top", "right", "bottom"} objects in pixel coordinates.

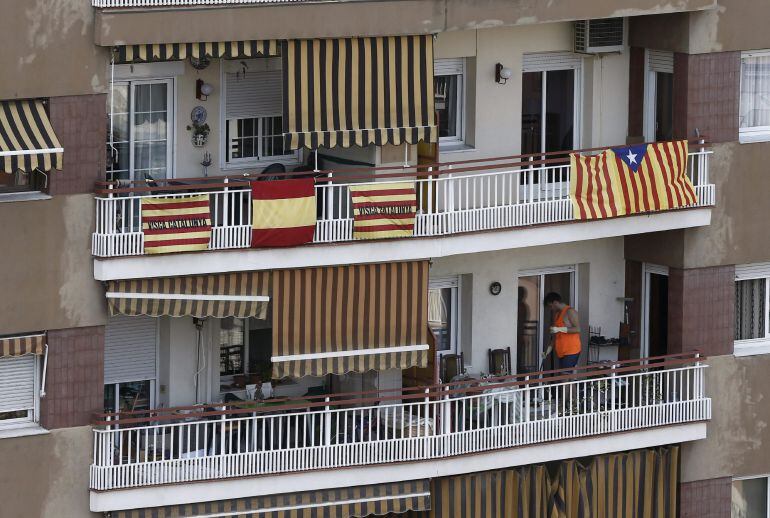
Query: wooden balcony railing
[{"left": 90, "top": 352, "right": 710, "bottom": 491}]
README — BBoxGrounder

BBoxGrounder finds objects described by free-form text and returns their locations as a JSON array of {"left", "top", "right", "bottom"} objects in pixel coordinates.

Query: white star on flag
[{"left": 626, "top": 150, "right": 638, "bottom": 164}]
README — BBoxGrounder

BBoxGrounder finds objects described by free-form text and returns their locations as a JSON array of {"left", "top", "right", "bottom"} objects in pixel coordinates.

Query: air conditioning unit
[{"left": 574, "top": 18, "right": 625, "bottom": 54}]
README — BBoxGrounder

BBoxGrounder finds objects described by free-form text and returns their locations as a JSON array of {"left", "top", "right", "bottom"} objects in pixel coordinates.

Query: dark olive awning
[
  {"left": 0, "top": 333, "right": 45, "bottom": 358},
  {"left": 106, "top": 272, "right": 271, "bottom": 319},
  {"left": 282, "top": 35, "right": 437, "bottom": 149},
  {"left": 112, "top": 480, "right": 430, "bottom": 517},
  {"left": 0, "top": 100, "right": 62, "bottom": 174},
  {"left": 114, "top": 40, "right": 280, "bottom": 64},
  {"left": 271, "top": 261, "right": 429, "bottom": 378}
]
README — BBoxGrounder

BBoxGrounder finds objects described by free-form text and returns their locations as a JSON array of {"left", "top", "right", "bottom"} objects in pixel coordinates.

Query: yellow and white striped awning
[
  {"left": 115, "top": 40, "right": 280, "bottom": 63},
  {"left": 0, "top": 100, "right": 63, "bottom": 174},
  {"left": 0, "top": 333, "right": 45, "bottom": 358},
  {"left": 111, "top": 480, "right": 431, "bottom": 517}
]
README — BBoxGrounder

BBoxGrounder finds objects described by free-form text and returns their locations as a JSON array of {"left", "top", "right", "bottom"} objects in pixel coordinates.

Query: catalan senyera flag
[
  {"left": 251, "top": 178, "right": 316, "bottom": 247},
  {"left": 141, "top": 195, "right": 212, "bottom": 254},
  {"left": 350, "top": 182, "right": 417, "bottom": 240},
  {"left": 569, "top": 140, "right": 698, "bottom": 220}
]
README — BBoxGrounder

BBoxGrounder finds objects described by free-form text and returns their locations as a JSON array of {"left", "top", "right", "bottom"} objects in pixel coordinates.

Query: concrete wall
[
  {"left": 0, "top": 426, "right": 97, "bottom": 518},
  {"left": 430, "top": 237, "right": 625, "bottom": 370}
]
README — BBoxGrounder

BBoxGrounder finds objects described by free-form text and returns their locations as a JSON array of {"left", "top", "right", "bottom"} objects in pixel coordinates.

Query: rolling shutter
[
  {"left": 0, "top": 356, "right": 35, "bottom": 413},
  {"left": 735, "top": 262, "right": 770, "bottom": 280},
  {"left": 225, "top": 62, "right": 283, "bottom": 120},
  {"left": 523, "top": 52, "right": 583, "bottom": 72},
  {"left": 434, "top": 57, "right": 465, "bottom": 76},
  {"left": 105, "top": 315, "right": 157, "bottom": 384},
  {"left": 648, "top": 49, "right": 674, "bottom": 74}
]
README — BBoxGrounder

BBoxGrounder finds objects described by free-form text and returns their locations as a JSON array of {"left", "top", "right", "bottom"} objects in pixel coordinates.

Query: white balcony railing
[
  {"left": 92, "top": 145, "right": 715, "bottom": 258},
  {"left": 90, "top": 353, "right": 710, "bottom": 491}
]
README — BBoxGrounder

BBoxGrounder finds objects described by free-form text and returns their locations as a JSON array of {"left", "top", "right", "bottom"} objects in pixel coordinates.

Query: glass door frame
[
  {"left": 643, "top": 49, "right": 674, "bottom": 142},
  {"left": 517, "top": 265, "right": 579, "bottom": 372},
  {"left": 640, "top": 263, "right": 669, "bottom": 359}
]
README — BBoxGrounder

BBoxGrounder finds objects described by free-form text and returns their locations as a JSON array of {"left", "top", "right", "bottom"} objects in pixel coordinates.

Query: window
[
  {"left": 220, "top": 317, "right": 246, "bottom": 378},
  {"left": 735, "top": 264, "right": 770, "bottom": 356},
  {"left": 429, "top": 277, "right": 460, "bottom": 354},
  {"left": 434, "top": 58, "right": 465, "bottom": 146},
  {"left": 732, "top": 476, "right": 769, "bottom": 518},
  {"left": 740, "top": 51, "right": 770, "bottom": 143},
  {"left": 0, "top": 355, "right": 39, "bottom": 428},
  {"left": 222, "top": 58, "right": 297, "bottom": 166},
  {"left": 104, "top": 380, "right": 153, "bottom": 414},
  {"left": 644, "top": 50, "right": 674, "bottom": 142},
  {"left": 106, "top": 79, "right": 173, "bottom": 182}
]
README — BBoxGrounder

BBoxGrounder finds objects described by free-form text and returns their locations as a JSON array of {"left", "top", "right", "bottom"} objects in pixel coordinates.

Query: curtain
[
  {"left": 735, "top": 278, "right": 766, "bottom": 340},
  {"left": 740, "top": 55, "right": 770, "bottom": 129}
]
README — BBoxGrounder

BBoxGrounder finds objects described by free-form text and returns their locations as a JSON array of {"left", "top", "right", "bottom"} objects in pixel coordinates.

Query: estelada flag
[
  {"left": 350, "top": 181, "right": 416, "bottom": 240},
  {"left": 141, "top": 195, "right": 212, "bottom": 254},
  {"left": 251, "top": 178, "right": 316, "bottom": 247},
  {"left": 569, "top": 140, "right": 697, "bottom": 220}
]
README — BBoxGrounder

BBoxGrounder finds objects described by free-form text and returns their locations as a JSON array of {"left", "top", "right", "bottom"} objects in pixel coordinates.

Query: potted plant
[{"left": 187, "top": 122, "right": 210, "bottom": 147}]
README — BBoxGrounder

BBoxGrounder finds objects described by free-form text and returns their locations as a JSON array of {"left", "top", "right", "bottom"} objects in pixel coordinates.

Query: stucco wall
[
  {"left": 430, "top": 237, "right": 625, "bottom": 370},
  {"left": 0, "top": 194, "right": 106, "bottom": 334},
  {"left": 0, "top": 426, "right": 97, "bottom": 518}
]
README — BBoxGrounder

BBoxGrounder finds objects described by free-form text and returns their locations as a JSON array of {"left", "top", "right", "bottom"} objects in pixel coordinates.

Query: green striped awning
[
  {"left": 0, "top": 333, "right": 45, "bottom": 358},
  {"left": 114, "top": 40, "right": 280, "bottom": 64},
  {"left": 112, "top": 480, "right": 431, "bottom": 517},
  {"left": 282, "top": 35, "right": 437, "bottom": 149},
  {"left": 106, "top": 272, "right": 271, "bottom": 319},
  {"left": 0, "top": 100, "right": 62, "bottom": 174}
]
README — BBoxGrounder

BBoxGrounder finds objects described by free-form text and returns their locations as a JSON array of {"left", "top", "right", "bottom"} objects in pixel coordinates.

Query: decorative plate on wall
[{"left": 191, "top": 106, "right": 207, "bottom": 125}]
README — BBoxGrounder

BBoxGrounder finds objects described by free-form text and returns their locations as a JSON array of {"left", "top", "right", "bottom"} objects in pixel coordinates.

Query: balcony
[
  {"left": 90, "top": 353, "right": 709, "bottom": 498},
  {"left": 92, "top": 143, "right": 715, "bottom": 262}
]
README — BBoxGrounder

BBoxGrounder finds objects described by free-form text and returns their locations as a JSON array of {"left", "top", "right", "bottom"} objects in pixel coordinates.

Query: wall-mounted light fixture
[
  {"left": 495, "top": 63, "right": 512, "bottom": 85},
  {"left": 196, "top": 79, "right": 214, "bottom": 101}
]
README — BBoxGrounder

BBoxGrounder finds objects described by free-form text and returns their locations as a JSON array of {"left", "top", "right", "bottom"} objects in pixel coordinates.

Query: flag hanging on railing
[
  {"left": 251, "top": 178, "right": 316, "bottom": 247},
  {"left": 569, "top": 140, "right": 697, "bottom": 220},
  {"left": 141, "top": 195, "right": 212, "bottom": 254},
  {"left": 350, "top": 182, "right": 417, "bottom": 240}
]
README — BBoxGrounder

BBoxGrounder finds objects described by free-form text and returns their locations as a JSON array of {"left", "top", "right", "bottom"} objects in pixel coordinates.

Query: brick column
[
  {"left": 40, "top": 326, "right": 105, "bottom": 429},
  {"left": 680, "top": 477, "right": 732, "bottom": 518}
]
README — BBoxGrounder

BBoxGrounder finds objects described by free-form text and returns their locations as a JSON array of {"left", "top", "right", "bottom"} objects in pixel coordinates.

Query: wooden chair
[
  {"left": 440, "top": 352, "right": 464, "bottom": 382},
  {"left": 488, "top": 347, "right": 512, "bottom": 376}
]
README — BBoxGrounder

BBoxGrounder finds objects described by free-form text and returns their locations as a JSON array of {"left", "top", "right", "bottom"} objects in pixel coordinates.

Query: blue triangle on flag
[{"left": 612, "top": 144, "right": 648, "bottom": 173}]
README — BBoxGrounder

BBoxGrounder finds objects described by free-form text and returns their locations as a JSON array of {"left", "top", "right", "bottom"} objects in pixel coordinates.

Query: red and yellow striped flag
[
  {"left": 350, "top": 182, "right": 417, "bottom": 240},
  {"left": 251, "top": 178, "right": 316, "bottom": 247},
  {"left": 141, "top": 195, "right": 212, "bottom": 254},
  {"left": 569, "top": 140, "right": 697, "bottom": 220}
]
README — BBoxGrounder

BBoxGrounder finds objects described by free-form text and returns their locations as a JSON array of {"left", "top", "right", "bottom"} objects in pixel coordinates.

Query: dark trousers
[{"left": 558, "top": 352, "right": 580, "bottom": 369}]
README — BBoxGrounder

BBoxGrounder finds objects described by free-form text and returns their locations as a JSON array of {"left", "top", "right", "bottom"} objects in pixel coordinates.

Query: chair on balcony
[
  {"left": 440, "top": 352, "right": 464, "bottom": 383},
  {"left": 488, "top": 347, "right": 512, "bottom": 377},
  {"left": 258, "top": 162, "right": 286, "bottom": 181}
]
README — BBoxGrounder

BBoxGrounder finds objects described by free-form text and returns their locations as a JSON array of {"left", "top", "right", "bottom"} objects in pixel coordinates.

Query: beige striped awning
[
  {"left": 0, "top": 100, "right": 63, "bottom": 174},
  {"left": 0, "top": 333, "right": 45, "bottom": 358},
  {"left": 114, "top": 40, "right": 280, "bottom": 64},
  {"left": 282, "top": 35, "right": 437, "bottom": 149},
  {"left": 112, "top": 480, "right": 430, "bottom": 518},
  {"left": 271, "top": 261, "right": 429, "bottom": 378},
  {"left": 106, "top": 272, "right": 271, "bottom": 319}
]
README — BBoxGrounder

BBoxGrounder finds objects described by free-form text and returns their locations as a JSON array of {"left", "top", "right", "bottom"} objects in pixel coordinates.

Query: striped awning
[
  {"left": 0, "top": 333, "right": 45, "bottom": 358},
  {"left": 114, "top": 40, "right": 280, "bottom": 64},
  {"left": 106, "top": 272, "right": 270, "bottom": 319},
  {"left": 111, "top": 480, "right": 430, "bottom": 518},
  {"left": 0, "top": 100, "right": 63, "bottom": 174},
  {"left": 282, "top": 35, "right": 437, "bottom": 149},
  {"left": 271, "top": 261, "right": 429, "bottom": 378}
]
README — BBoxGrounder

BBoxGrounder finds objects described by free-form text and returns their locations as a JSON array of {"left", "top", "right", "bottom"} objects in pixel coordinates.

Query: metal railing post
[
  {"left": 324, "top": 397, "right": 332, "bottom": 446},
  {"left": 610, "top": 364, "right": 617, "bottom": 432}
]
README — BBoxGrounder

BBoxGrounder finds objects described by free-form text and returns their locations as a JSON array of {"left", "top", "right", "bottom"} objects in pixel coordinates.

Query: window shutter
[
  {"left": 523, "top": 52, "right": 583, "bottom": 73},
  {"left": 105, "top": 315, "right": 157, "bottom": 384},
  {"left": 434, "top": 58, "right": 465, "bottom": 76},
  {"left": 648, "top": 50, "right": 674, "bottom": 74},
  {"left": 225, "top": 69, "right": 283, "bottom": 120},
  {"left": 736, "top": 262, "right": 770, "bottom": 281},
  {"left": 0, "top": 356, "right": 35, "bottom": 413}
]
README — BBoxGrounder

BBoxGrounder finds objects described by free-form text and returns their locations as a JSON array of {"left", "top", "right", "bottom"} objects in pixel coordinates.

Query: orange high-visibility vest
[{"left": 554, "top": 305, "right": 581, "bottom": 358}]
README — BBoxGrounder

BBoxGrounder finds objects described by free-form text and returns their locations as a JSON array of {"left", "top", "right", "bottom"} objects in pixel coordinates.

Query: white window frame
[
  {"left": 732, "top": 474, "right": 770, "bottom": 518},
  {"left": 643, "top": 49, "right": 674, "bottom": 143},
  {"left": 105, "top": 379, "right": 156, "bottom": 414},
  {"left": 640, "top": 263, "right": 669, "bottom": 358},
  {"left": 108, "top": 75, "right": 176, "bottom": 182},
  {"left": 739, "top": 50, "right": 770, "bottom": 144},
  {"left": 434, "top": 58, "right": 466, "bottom": 148},
  {"left": 0, "top": 355, "right": 40, "bottom": 430},
  {"left": 429, "top": 276, "right": 461, "bottom": 356},
  {"left": 734, "top": 263, "right": 770, "bottom": 356},
  {"left": 219, "top": 59, "right": 300, "bottom": 170},
  {"left": 218, "top": 318, "right": 250, "bottom": 395}
]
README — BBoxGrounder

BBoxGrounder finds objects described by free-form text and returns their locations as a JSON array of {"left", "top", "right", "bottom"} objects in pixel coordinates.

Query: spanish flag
[
  {"left": 569, "top": 140, "right": 697, "bottom": 220},
  {"left": 350, "top": 182, "right": 417, "bottom": 239},
  {"left": 251, "top": 178, "right": 316, "bottom": 247},
  {"left": 141, "top": 195, "right": 212, "bottom": 254}
]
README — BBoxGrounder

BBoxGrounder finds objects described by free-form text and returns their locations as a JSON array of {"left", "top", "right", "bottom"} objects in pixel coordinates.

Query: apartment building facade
[{"left": 0, "top": 0, "right": 765, "bottom": 516}]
